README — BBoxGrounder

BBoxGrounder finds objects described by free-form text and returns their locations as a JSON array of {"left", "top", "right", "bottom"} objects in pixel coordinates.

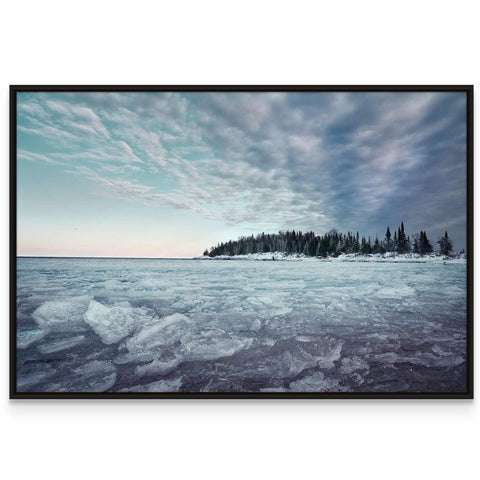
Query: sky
[{"left": 16, "top": 91, "right": 467, "bottom": 257}]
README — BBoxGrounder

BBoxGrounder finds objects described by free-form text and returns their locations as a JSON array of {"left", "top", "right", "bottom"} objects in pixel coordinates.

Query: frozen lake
[{"left": 16, "top": 257, "right": 467, "bottom": 393}]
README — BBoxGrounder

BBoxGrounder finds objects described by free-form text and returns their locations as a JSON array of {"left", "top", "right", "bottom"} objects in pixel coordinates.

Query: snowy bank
[
  {"left": 194, "top": 251, "right": 466, "bottom": 263},
  {"left": 194, "top": 252, "right": 312, "bottom": 262}
]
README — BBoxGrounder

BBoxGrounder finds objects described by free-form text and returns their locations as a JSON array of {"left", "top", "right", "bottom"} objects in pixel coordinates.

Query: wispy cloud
[
  {"left": 68, "top": 166, "right": 152, "bottom": 202},
  {"left": 17, "top": 91, "right": 467, "bottom": 248},
  {"left": 17, "top": 149, "right": 64, "bottom": 165}
]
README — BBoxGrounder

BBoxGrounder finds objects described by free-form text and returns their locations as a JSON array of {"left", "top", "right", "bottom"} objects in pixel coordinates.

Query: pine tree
[
  {"left": 360, "top": 236, "right": 372, "bottom": 254},
  {"left": 418, "top": 231, "right": 433, "bottom": 255},
  {"left": 286, "top": 236, "right": 293, "bottom": 254},
  {"left": 385, "top": 227, "right": 392, "bottom": 252},
  {"left": 308, "top": 238, "right": 318, "bottom": 257},
  {"left": 424, "top": 231, "right": 433, "bottom": 254},
  {"left": 438, "top": 231, "right": 453, "bottom": 256},
  {"left": 317, "top": 238, "right": 328, "bottom": 257},
  {"left": 396, "top": 221, "right": 410, "bottom": 253}
]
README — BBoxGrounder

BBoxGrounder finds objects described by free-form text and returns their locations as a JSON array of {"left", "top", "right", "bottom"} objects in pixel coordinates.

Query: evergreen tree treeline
[
  {"left": 203, "top": 224, "right": 453, "bottom": 258},
  {"left": 438, "top": 231, "right": 453, "bottom": 256}
]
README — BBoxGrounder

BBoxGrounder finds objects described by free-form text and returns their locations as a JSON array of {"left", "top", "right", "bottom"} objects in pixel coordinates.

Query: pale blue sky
[{"left": 17, "top": 91, "right": 467, "bottom": 257}]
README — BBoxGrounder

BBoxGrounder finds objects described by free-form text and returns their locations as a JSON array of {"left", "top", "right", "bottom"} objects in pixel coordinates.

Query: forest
[{"left": 203, "top": 223, "right": 456, "bottom": 258}]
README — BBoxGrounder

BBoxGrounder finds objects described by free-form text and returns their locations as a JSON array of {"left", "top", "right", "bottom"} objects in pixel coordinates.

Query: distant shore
[{"left": 194, "top": 252, "right": 466, "bottom": 263}]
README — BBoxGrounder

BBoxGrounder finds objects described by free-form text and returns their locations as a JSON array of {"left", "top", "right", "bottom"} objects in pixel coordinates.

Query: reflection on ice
[{"left": 16, "top": 257, "right": 467, "bottom": 393}]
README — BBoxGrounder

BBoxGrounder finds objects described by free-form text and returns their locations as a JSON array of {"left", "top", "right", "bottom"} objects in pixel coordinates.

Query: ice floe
[
  {"left": 135, "top": 356, "right": 181, "bottom": 378},
  {"left": 181, "top": 336, "right": 253, "bottom": 362},
  {"left": 37, "top": 335, "right": 86, "bottom": 354},
  {"left": 126, "top": 313, "right": 194, "bottom": 355},
  {"left": 32, "top": 296, "right": 91, "bottom": 331},
  {"left": 84, "top": 300, "right": 148, "bottom": 344},
  {"left": 17, "top": 329, "right": 48, "bottom": 349}
]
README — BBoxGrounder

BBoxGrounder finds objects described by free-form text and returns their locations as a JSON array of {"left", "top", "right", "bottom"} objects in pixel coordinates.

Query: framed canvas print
[{"left": 10, "top": 85, "right": 473, "bottom": 399}]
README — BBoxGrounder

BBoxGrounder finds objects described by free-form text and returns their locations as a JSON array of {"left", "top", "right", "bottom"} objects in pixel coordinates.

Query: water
[{"left": 16, "top": 257, "right": 467, "bottom": 393}]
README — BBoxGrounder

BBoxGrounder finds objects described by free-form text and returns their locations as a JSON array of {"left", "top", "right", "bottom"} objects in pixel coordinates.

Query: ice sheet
[{"left": 16, "top": 257, "right": 467, "bottom": 393}]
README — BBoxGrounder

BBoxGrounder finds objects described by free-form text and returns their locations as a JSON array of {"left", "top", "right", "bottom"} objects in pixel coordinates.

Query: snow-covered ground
[
  {"left": 195, "top": 251, "right": 466, "bottom": 263},
  {"left": 16, "top": 257, "right": 467, "bottom": 393}
]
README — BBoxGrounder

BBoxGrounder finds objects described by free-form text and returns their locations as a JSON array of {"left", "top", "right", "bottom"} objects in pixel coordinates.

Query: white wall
[{"left": 1, "top": 2, "right": 478, "bottom": 479}]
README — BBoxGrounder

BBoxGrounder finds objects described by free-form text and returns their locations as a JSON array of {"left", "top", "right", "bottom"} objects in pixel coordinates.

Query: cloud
[
  {"left": 16, "top": 91, "right": 467, "bottom": 248},
  {"left": 68, "top": 166, "right": 152, "bottom": 202},
  {"left": 17, "top": 150, "right": 63, "bottom": 165},
  {"left": 18, "top": 95, "right": 111, "bottom": 144},
  {"left": 70, "top": 106, "right": 111, "bottom": 138},
  {"left": 116, "top": 140, "right": 145, "bottom": 164}
]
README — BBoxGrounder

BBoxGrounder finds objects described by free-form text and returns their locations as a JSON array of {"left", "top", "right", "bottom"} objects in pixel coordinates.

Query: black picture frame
[{"left": 10, "top": 85, "right": 474, "bottom": 399}]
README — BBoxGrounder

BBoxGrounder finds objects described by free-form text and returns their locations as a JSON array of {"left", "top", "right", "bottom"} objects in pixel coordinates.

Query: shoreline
[{"left": 194, "top": 252, "right": 466, "bottom": 263}]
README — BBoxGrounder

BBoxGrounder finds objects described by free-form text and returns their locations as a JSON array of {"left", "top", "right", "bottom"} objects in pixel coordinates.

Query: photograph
[{"left": 11, "top": 86, "right": 472, "bottom": 398}]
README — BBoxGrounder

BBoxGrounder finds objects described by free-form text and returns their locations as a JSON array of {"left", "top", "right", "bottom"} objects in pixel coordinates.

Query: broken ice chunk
[
  {"left": 126, "top": 313, "right": 194, "bottom": 355},
  {"left": 17, "top": 329, "right": 49, "bottom": 349},
  {"left": 84, "top": 300, "right": 148, "bottom": 344},
  {"left": 32, "top": 296, "right": 91, "bottom": 332},
  {"left": 37, "top": 335, "right": 86, "bottom": 354}
]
